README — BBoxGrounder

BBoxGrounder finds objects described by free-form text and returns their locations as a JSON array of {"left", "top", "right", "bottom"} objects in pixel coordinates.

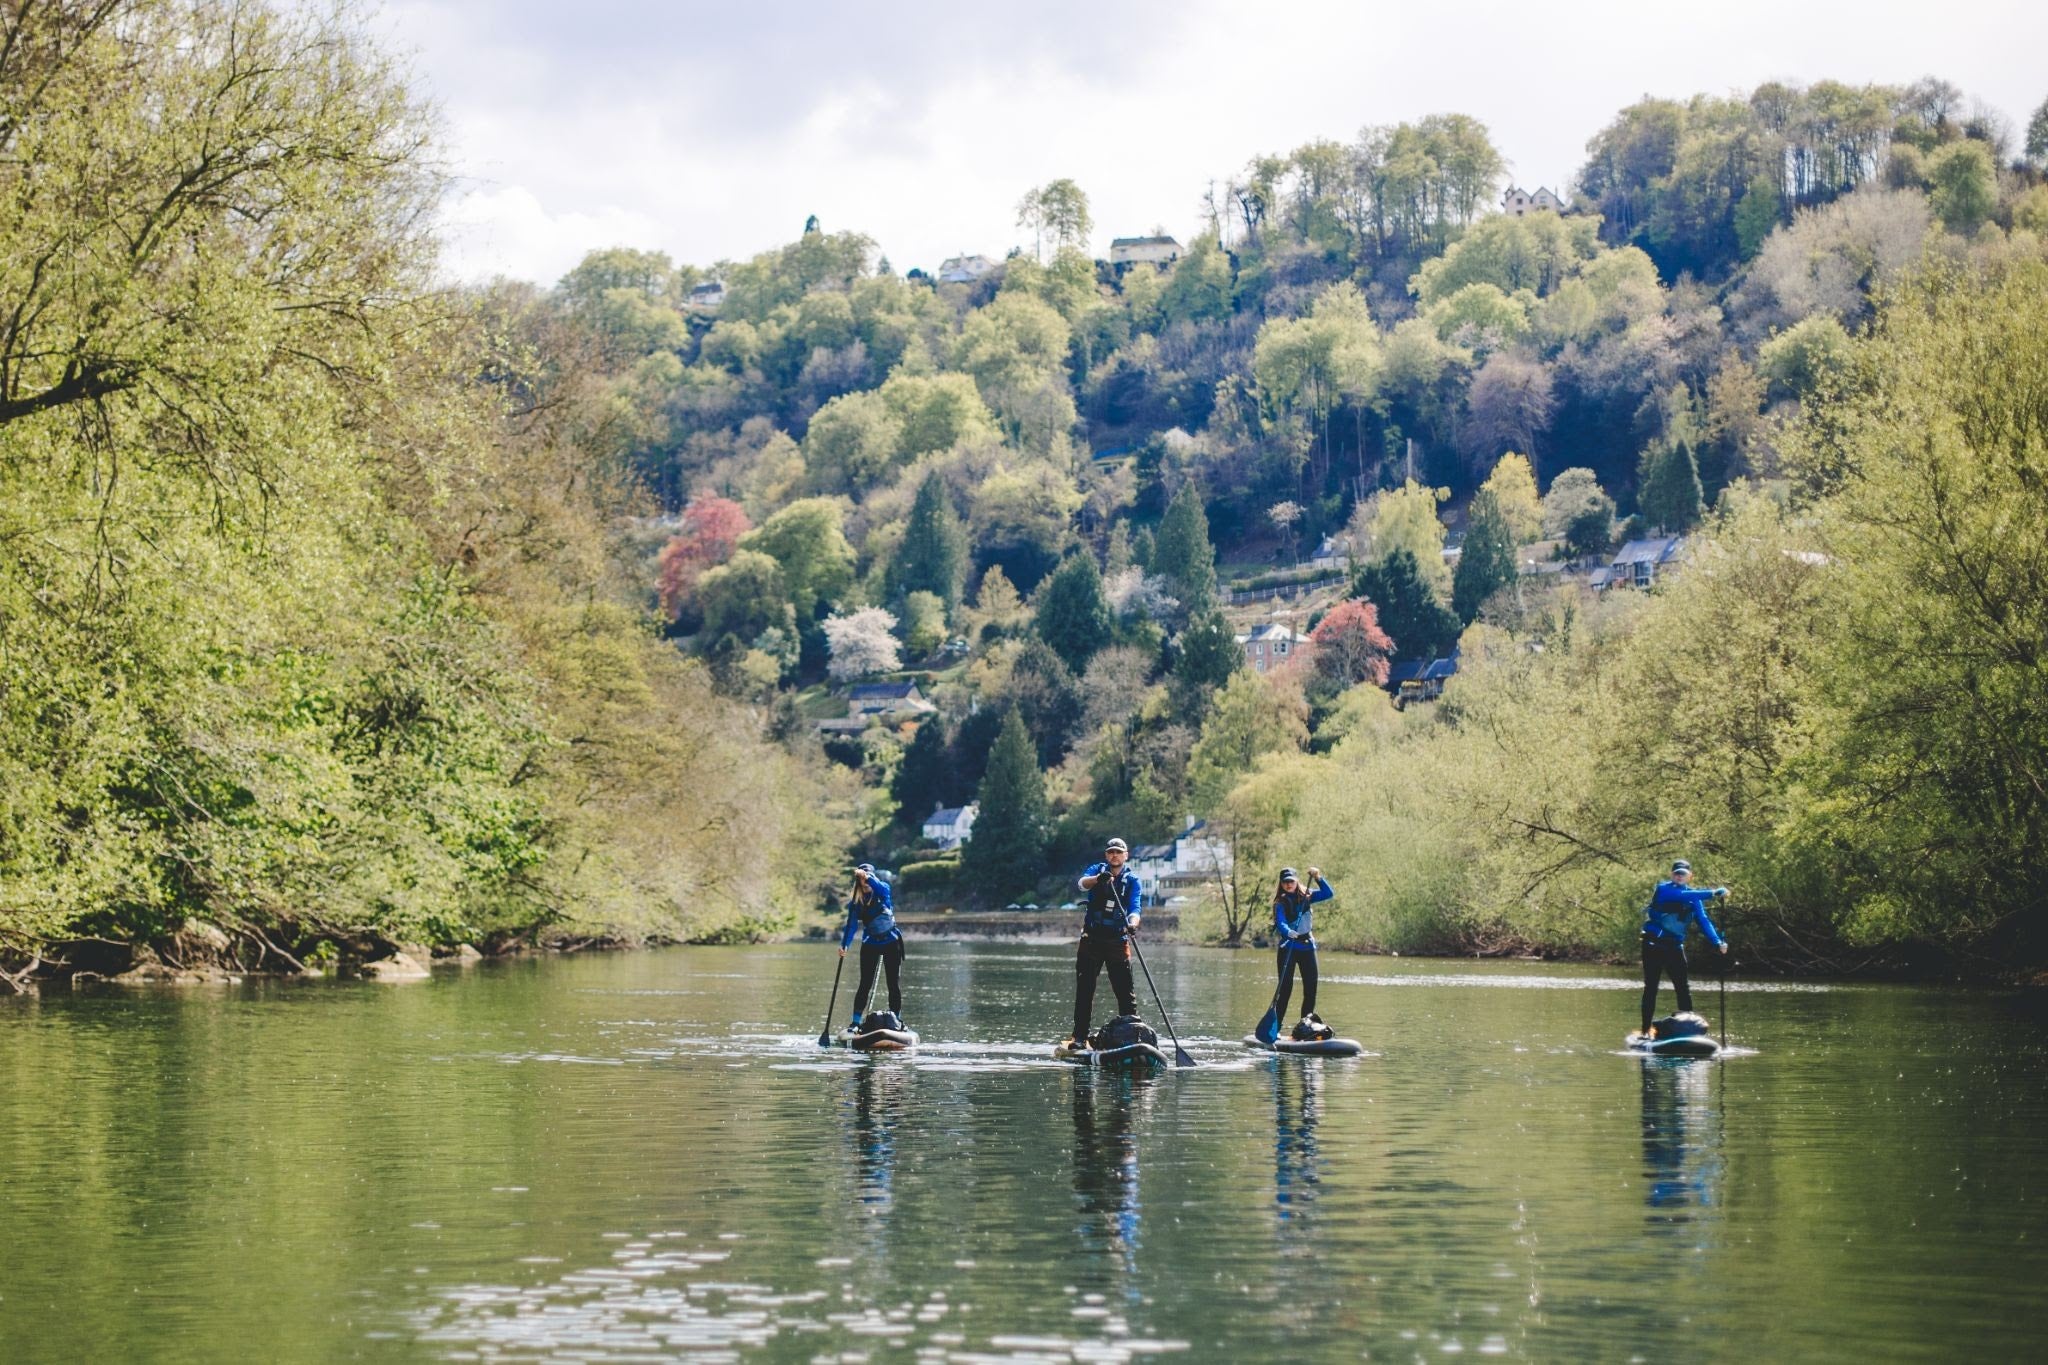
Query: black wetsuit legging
[
  {"left": 854, "top": 939, "right": 904, "bottom": 1017},
  {"left": 1275, "top": 942, "right": 1318, "bottom": 1019},
  {"left": 1641, "top": 935, "right": 1691, "bottom": 1029},
  {"left": 1074, "top": 932, "right": 1137, "bottom": 1042}
]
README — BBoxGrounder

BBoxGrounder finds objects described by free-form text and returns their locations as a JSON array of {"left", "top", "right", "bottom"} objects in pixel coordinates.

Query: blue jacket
[
  {"left": 1642, "top": 881, "right": 1725, "bottom": 948},
  {"left": 1274, "top": 876, "right": 1333, "bottom": 946},
  {"left": 841, "top": 877, "right": 900, "bottom": 949},
  {"left": 1079, "top": 862, "right": 1144, "bottom": 934}
]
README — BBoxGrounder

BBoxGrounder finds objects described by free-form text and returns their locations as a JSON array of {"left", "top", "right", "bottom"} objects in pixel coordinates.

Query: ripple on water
[{"left": 412, "top": 1230, "right": 1189, "bottom": 1362}]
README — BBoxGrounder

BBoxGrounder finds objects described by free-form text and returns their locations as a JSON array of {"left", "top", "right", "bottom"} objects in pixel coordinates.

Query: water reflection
[
  {"left": 1070, "top": 1072, "right": 1147, "bottom": 1282},
  {"left": 1639, "top": 1057, "right": 1724, "bottom": 1240},
  {"left": 1272, "top": 1059, "right": 1325, "bottom": 1254},
  {"left": 844, "top": 1058, "right": 907, "bottom": 1219}
]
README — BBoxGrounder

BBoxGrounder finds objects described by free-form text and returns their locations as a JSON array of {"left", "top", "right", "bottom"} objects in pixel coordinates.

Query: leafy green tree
[
  {"left": 803, "top": 391, "right": 903, "bottom": 492},
  {"left": 1159, "top": 232, "right": 1234, "bottom": 325},
  {"left": 1004, "top": 638, "right": 1086, "bottom": 765},
  {"left": 1153, "top": 483, "right": 1219, "bottom": 616},
  {"left": 902, "top": 591, "right": 948, "bottom": 658},
  {"left": 1017, "top": 179, "right": 1093, "bottom": 260},
  {"left": 1732, "top": 173, "right": 1783, "bottom": 258},
  {"left": 878, "top": 371, "right": 1000, "bottom": 460},
  {"left": 740, "top": 498, "right": 857, "bottom": 622},
  {"left": 1452, "top": 491, "right": 1519, "bottom": 623},
  {"left": 2028, "top": 96, "right": 2048, "bottom": 169},
  {"left": 1172, "top": 610, "right": 1244, "bottom": 725},
  {"left": 967, "top": 710, "right": 1050, "bottom": 895},
  {"left": 1926, "top": 140, "right": 1997, "bottom": 234},
  {"left": 697, "top": 550, "right": 795, "bottom": 646},
  {"left": 1362, "top": 481, "right": 1452, "bottom": 595},
  {"left": 890, "top": 472, "right": 968, "bottom": 607},
  {"left": 1758, "top": 316, "right": 1854, "bottom": 401},
  {"left": 1354, "top": 550, "right": 1461, "bottom": 660},
  {"left": 1478, "top": 452, "right": 1543, "bottom": 543},
  {"left": 1188, "top": 672, "right": 1309, "bottom": 807},
  {"left": 1539, "top": 468, "right": 1613, "bottom": 538},
  {"left": 1034, "top": 552, "right": 1113, "bottom": 674}
]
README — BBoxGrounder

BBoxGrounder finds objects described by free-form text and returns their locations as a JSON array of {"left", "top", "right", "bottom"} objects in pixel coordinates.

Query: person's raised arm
[{"left": 1307, "top": 868, "right": 1333, "bottom": 904}]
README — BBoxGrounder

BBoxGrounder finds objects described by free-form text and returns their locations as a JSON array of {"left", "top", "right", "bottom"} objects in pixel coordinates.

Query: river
[{"left": 2, "top": 942, "right": 2042, "bottom": 1361}]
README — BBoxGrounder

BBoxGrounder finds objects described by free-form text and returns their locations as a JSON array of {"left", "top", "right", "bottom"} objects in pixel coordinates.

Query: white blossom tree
[{"left": 823, "top": 607, "right": 901, "bottom": 681}]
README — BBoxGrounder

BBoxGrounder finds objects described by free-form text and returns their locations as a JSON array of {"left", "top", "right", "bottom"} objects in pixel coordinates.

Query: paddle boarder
[
  {"left": 1071, "top": 838, "right": 1144, "bottom": 1049},
  {"left": 841, "top": 863, "right": 905, "bottom": 1031},
  {"left": 1639, "top": 859, "right": 1728, "bottom": 1037},
  {"left": 1271, "top": 866, "right": 1333, "bottom": 1038}
]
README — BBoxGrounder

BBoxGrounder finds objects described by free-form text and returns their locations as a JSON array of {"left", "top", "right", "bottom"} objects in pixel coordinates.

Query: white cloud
[{"left": 390, "top": 0, "right": 2048, "bottom": 286}]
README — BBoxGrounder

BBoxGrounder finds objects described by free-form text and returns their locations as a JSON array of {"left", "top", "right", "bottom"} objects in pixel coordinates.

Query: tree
[
  {"left": 1636, "top": 437, "right": 1704, "bottom": 534},
  {"left": 1452, "top": 491, "right": 1518, "bottom": 623},
  {"left": 2028, "top": 96, "right": 2048, "bottom": 169},
  {"left": 1003, "top": 638, "right": 1086, "bottom": 765},
  {"left": 890, "top": 472, "right": 967, "bottom": 607},
  {"left": 656, "top": 496, "right": 752, "bottom": 620},
  {"left": 823, "top": 607, "right": 901, "bottom": 681},
  {"left": 1153, "top": 483, "right": 1219, "bottom": 615},
  {"left": 1758, "top": 315, "right": 1854, "bottom": 401},
  {"left": 1188, "top": 673, "right": 1309, "bottom": 807},
  {"left": 1460, "top": 354, "right": 1556, "bottom": 475},
  {"left": 740, "top": 498, "right": 856, "bottom": 622},
  {"left": 802, "top": 391, "right": 903, "bottom": 492},
  {"left": 1926, "top": 140, "right": 1997, "bottom": 234},
  {"left": 1478, "top": 453, "right": 1542, "bottom": 544},
  {"left": 1362, "top": 481, "right": 1452, "bottom": 595},
  {"left": 697, "top": 550, "right": 795, "bottom": 647},
  {"left": 1034, "top": 552, "right": 1113, "bottom": 674},
  {"left": 1268, "top": 501, "right": 1305, "bottom": 563},
  {"left": 1354, "top": 549, "right": 1462, "bottom": 661},
  {"left": 892, "top": 719, "right": 955, "bottom": 820},
  {"left": 1017, "top": 178, "right": 1093, "bottom": 260},
  {"left": 1540, "top": 468, "right": 1613, "bottom": 538},
  {"left": 1308, "top": 600, "right": 1395, "bottom": 688},
  {"left": 960, "top": 565, "right": 1032, "bottom": 642},
  {"left": 967, "top": 710, "right": 1049, "bottom": 895},
  {"left": 1160, "top": 232, "right": 1234, "bottom": 325},
  {"left": 902, "top": 591, "right": 948, "bottom": 658},
  {"left": 1173, "top": 610, "right": 1244, "bottom": 723}
]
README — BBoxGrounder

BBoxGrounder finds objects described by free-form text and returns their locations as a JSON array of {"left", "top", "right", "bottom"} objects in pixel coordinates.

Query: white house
[
  {"left": 687, "top": 280, "right": 726, "bottom": 312},
  {"left": 1234, "top": 622, "right": 1307, "bottom": 673},
  {"left": 1129, "top": 818, "right": 1235, "bottom": 902},
  {"left": 1109, "top": 235, "right": 1182, "bottom": 270},
  {"left": 1501, "top": 185, "right": 1566, "bottom": 217},
  {"left": 921, "top": 803, "right": 978, "bottom": 851},
  {"left": 936, "top": 254, "right": 998, "bottom": 284},
  {"left": 1308, "top": 534, "right": 1354, "bottom": 572}
]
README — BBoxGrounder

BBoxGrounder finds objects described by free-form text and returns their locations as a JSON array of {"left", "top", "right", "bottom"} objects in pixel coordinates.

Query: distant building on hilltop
[
  {"left": 1109, "top": 235, "right": 1182, "bottom": 270},
  {"left": 686, "top": 280, "right": 726, "bottom": 313},
  {"left": 844, "top": 681, "right": 935, "bottom": 718},
  {"left": 921, "top": 803, "right": 978, "bottom": 851},
  {"left": 936, "top": 254, "right": 998, "bottom": 284},
  {"left": 1502, "top": 185, "right": 1566, "bottom": 217}
]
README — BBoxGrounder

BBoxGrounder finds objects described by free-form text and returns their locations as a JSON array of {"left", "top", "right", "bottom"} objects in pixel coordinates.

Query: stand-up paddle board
[
  {"left": 841, "top": 1025, "right": 918, "bottom": 1051},
  {"left": 1628, "top": 1012, "right": 1719, "bottom": 1057},
  {"left": 1053, "top": 1038, "right": 1170, "bottom": 1068},
  {"left": 1242, "top": 1034, "right": 1364, "bottom": 1057}
]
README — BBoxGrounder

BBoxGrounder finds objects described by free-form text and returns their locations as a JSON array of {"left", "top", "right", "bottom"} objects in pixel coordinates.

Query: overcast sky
[{"left": 377, "top": 0, "right": 2048, "bottom": 287}]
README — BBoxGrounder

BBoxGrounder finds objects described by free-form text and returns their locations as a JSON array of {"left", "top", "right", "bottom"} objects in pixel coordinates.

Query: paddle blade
[
  {"left": 818, "top": 1027, "right": 833, "bottom": 1048},
  {"left": 1254, "top": 1006, "right": 1280, "bottom": 1046},
  {"left": 1173, "top": 1043, "right": 1197, "bottom": 1068}
]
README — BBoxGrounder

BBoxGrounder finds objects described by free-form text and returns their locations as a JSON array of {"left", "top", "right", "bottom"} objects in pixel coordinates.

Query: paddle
[
  {"left": 1719, "top": 949, "right": 1728, "bottom": 1050},
  {"left": 1129, "top": 935, "right": 1196, "bottom": 1068},
  {"left": 1253, "top": 970, "right": 1285, "bottom": 1048},
  {"left": 1104, "top": 861, "right": 1195, "bottom": 1067},
  {"left": 818, "top": 948, "right": 847, "bottom": 1048}
]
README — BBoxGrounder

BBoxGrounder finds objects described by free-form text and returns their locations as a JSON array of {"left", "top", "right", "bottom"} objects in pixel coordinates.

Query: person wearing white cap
[
  {"left": 1639, "top": 859, "right": 1728, "bottom": 1036},
  {"left": 1071, "top": 838, "right": 1143, "bottom": 1047}
]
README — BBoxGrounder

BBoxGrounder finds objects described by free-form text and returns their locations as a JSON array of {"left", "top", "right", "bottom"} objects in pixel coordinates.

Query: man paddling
[
  {"left": 1271, "top": 866, "right": 1333, "bottom": 1038},
  {"left": 1639, "top": 859, "right": 1727, "bottom": 1037},
  {"left": 1071, "top": 838, "right": 1143, "bottom": 1049},
  {"left": 840, "top": 863, "right": 905, "bottom": 1032}
]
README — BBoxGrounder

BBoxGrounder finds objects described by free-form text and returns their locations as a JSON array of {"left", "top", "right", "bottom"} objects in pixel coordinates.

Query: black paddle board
[
  {"left": 1054, "top": 1038, "right": 1170, "bottom": 1068},
  {"left": 1242, "top": 1034, "right": 1364, "bottom": 1057},
  {"left": 1626, "top": 1031, "right": 1720, "bottom": 1057}
]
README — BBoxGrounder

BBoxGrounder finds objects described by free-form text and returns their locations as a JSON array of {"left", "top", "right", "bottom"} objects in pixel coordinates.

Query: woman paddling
[
  {"left": 1638, "top": 859, "right": 1727, "bottom": 1038},
  {"left": 1272, "top": 867, "right": 1333, "bottom": 1038},
  {"left": 840, "top": 863, "right": 906, "bottom": 1033}
]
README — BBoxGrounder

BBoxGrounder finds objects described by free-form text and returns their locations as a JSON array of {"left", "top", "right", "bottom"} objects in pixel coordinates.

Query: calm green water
[{"left": 2, "top": 942, "right": 2043, "bottom": 1362}]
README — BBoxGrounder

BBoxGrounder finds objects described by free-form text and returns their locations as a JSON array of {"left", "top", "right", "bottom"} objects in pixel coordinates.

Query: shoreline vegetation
[{"left": 7, "top": 2, "right": 2048, "bottom": 993}]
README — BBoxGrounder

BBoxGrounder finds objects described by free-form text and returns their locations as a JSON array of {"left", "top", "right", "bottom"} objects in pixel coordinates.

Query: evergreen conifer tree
[
  {"left": 1034, "top": 552, "right": 1112, "bottom": 673},
  {"left": 1638, "top": 437, "right": 1704, "bottom": 533},
  {"left": 1153, "top": 483, "right": 1218, "bottom": 615},
  {"left": 1170, "top": 609, "right": 1243, "bottom": 724},
  {"left": 966, "top": 709, "right": 1048, "bottom": 895},
  {"left": 891, "top": 719, "right": 955, "bottom": 820},
  {"left": 890, "top": 471, "right": 967, "bottom": 607},
  {"left": 1452, "top": 491, "right": 1519, "bottom": 624},
  {"left": 1355, "top": 549, "right": 1461, "bottom": 660}
]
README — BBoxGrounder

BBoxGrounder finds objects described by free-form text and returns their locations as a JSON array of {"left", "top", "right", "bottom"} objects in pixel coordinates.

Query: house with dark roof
[
  {"left": 687, "top": 280, "right": 726, "bottom": 312},
  {"left": 921, "top": 803, "right": 978, "bottom": 851},
  {"left": 1128, "top": 818, "right": 1233, "bottom": 901},
  {"left": 1234, "top": 622, "right": 1307, "bottom": 673},
  {"left": 844, "top": 681, "right": 935, "bottom": 717},
  {"left": 1599, "top": 536, "right": 1686, "bottom": 590},
  {"left": 1109, "top": 235, "right": 1182, "bottom": 270},
  {"left": 1385, "top": 650, "right": 1458, "bottom": 705}
]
